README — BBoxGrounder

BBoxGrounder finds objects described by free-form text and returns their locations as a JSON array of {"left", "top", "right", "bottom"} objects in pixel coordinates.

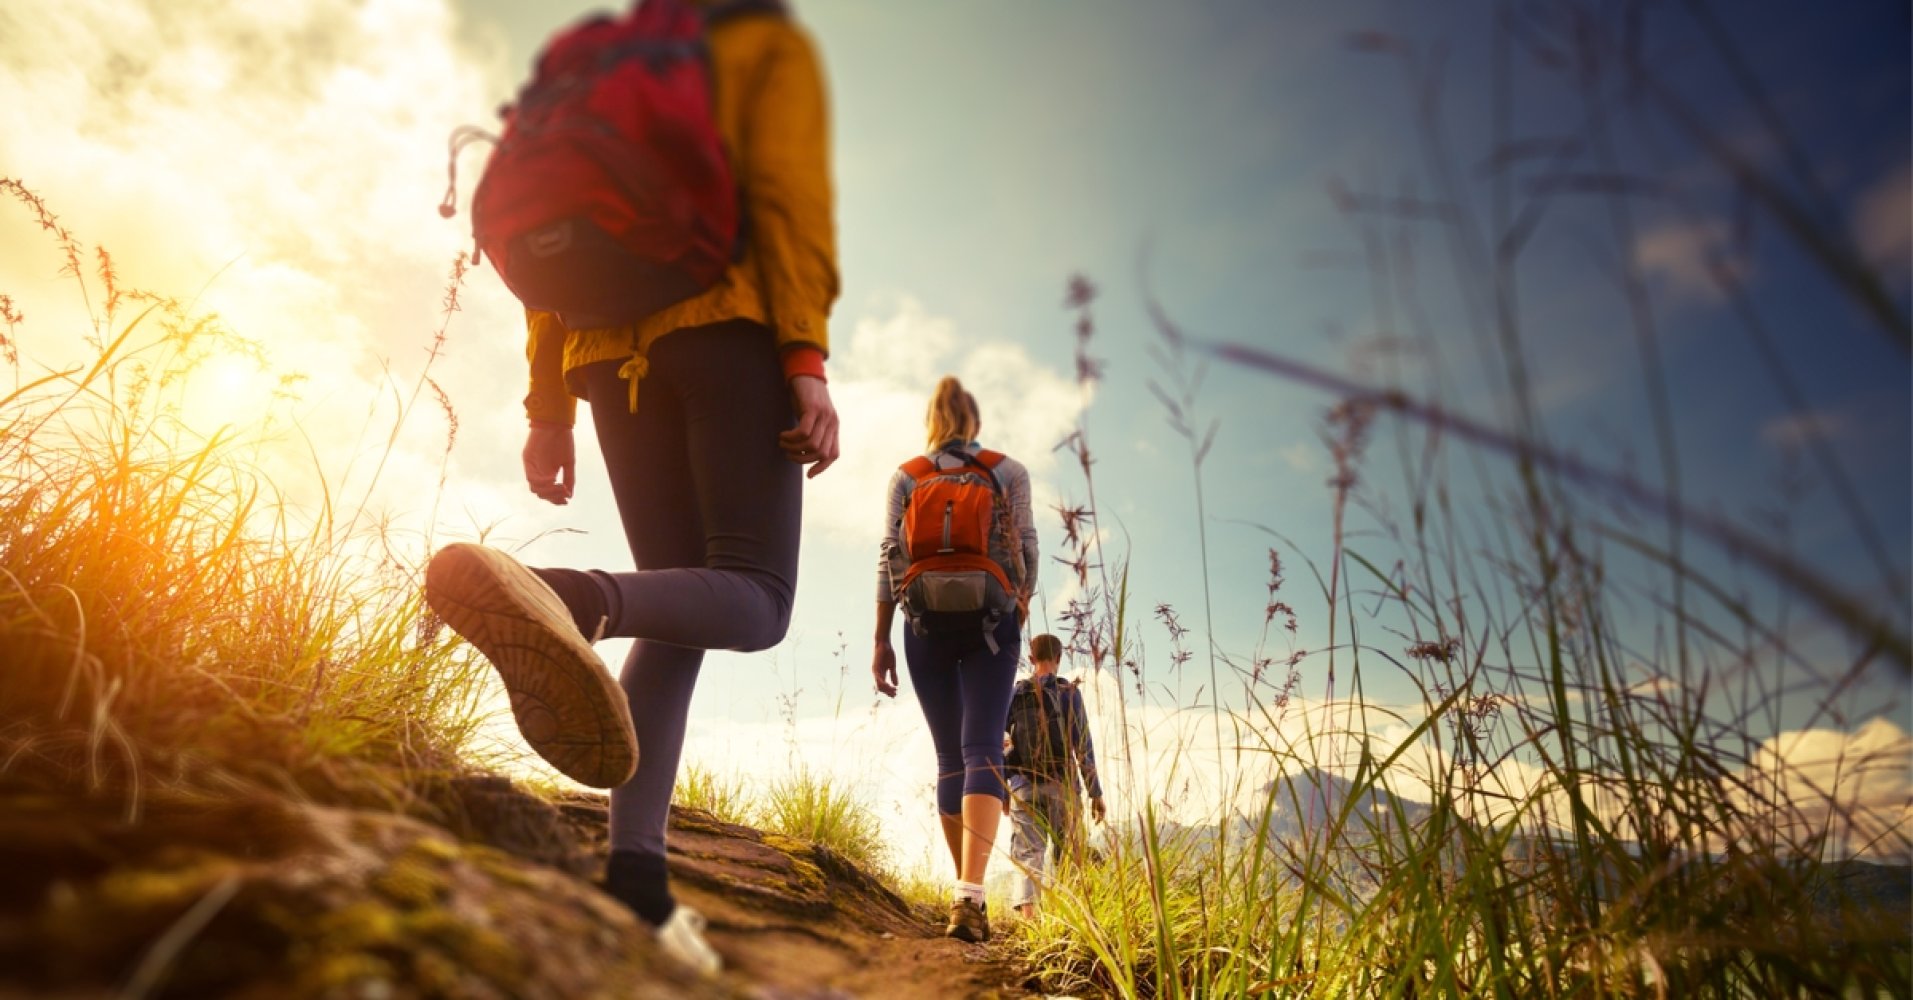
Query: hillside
[{"left": 0, "top": 772, "right": 1035, "bottom": 999}]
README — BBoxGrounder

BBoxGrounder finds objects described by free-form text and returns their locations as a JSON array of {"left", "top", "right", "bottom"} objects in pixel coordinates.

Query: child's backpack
[
  {"left": 1005, "top": 677, "right": 1072, "bottom": 783},
  {"left": 893, "top": 448, "right": 1022, "bottom": 651},
  {"left": 438, "top": 0, "right": 782, "bottom": 330}
]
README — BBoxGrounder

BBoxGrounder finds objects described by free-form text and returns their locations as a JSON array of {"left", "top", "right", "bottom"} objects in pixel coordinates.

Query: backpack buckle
[{"left": 525, "top": 221, "right": 575, "bottom": 258}]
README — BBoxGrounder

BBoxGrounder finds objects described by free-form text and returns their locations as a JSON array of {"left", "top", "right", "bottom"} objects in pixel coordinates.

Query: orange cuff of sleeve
[
  {"left": 781, "top": 345, "right": 826, "bottom": 383},
  {"left": 523, "top": 389, "right": 577, "bottom": 428}
]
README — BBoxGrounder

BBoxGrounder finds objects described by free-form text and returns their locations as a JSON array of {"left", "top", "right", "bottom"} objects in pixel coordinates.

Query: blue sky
[
  {"left": 757, "top": 0, "right": 1908, "bottom": 714},
  {"left": 469, "top": 0, "right": 1913, "bottom": 858},
  {"left": 2, "top": 0, "right": 1905, "bottom": 865}
]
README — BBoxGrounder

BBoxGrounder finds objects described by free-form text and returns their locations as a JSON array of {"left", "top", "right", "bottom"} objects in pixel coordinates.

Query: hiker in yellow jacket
[{"left": 426, "top": 0, "right": 836, "bottom": 976}]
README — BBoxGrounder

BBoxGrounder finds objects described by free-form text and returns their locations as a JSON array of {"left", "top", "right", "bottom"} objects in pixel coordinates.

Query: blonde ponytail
[{"left": 924, "top": 375, "right": 980, "bottom": 451}]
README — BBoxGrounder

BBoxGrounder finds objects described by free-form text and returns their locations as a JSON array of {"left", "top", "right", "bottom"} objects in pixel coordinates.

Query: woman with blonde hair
[{"left": 872, "top": 375, "right": 1037, "bottom": 943}]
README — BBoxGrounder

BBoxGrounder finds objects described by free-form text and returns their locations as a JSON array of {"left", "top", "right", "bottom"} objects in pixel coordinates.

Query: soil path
[{"left": 556, "top": 795, "right": 1039, "bottom": 999}]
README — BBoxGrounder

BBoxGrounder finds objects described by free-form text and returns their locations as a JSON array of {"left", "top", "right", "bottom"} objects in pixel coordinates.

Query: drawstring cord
[{"left": 617, "top": 353, "right": 650, "bottom": 413}]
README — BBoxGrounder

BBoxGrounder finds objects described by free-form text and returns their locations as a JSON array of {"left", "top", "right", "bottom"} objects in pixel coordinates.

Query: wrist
[{"left": 528, "top": 418, "right": 572, "bottom": 431}]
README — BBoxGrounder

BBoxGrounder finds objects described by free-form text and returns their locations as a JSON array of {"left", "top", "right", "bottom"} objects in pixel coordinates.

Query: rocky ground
[{"left": 0, "top": 773, "right": 1038, "bottom": 999}]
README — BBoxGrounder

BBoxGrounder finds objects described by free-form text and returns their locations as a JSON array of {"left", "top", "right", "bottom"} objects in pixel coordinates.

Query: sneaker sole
[{"left": 425, "top": 543, "right": 637, "bottom": 788}]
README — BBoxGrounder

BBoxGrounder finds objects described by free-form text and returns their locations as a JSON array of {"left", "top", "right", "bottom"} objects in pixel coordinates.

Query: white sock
[{"left": 953, "top": 880, "right": 986, "bottom": 905}]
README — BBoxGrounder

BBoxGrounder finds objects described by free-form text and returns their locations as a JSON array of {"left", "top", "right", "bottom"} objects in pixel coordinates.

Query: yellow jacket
[{"left": 523, "top": 9, "right": 838, "bottom": 425}]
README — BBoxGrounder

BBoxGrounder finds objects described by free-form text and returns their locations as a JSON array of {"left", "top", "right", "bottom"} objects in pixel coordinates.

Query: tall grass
[
  {"left": 759, "top": 766, "right": 891, "bottom": 872},
  {"left": 1007, "top": 7, "right": 1910, "bottom": 997},
  {"left": 674, "top": 762, "right": 754, "bottom": 825},
  {"left": 0, "top": 178, "right": 488, "bottom": 821},
  {"left": 674, "top": 762, "right": 892, "bottom": 875}
]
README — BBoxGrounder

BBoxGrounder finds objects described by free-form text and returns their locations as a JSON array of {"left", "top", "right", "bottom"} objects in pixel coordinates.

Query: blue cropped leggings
[{"left": 904, "top": 615, "right": 1022, "bottom": 816}]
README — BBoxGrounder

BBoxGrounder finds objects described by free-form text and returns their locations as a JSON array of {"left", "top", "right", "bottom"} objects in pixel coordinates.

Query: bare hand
[
  {"left": 524, "top": 424, "right": 576, "bottom": 505},
  {"left": 779, "top": 375, "right": 839, "bottom": 478},
  {"left": 1091, "top": 796, "right": 1107, "bottom": 824},
  {"left": 872, "top": 642, "right": 898, "bottom": 698}
]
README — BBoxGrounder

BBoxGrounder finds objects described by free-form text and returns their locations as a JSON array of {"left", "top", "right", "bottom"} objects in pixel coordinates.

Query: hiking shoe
[
  {"left": 424, "top": 543, "right": 636, "bottom": 788},
  {"left": 656, "top": 904, "right": 722, "bottom": 977},
  {"left": 945, "top": 898, "right": 990, "bottom": 943}
]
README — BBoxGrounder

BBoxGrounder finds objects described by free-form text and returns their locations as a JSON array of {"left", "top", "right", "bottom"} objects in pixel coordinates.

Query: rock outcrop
[{"left": 0, "top": 774, "right": 1033, "bottom": 999}]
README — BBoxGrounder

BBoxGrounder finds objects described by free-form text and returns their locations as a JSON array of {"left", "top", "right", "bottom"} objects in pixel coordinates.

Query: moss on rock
[
  {"left": 404, "top": 908, "right": 526, "bottom": 989},
  {"left": 297, "top": 951, "right": 395, "bottom": 995},
  {"left": 371, "top": 848, "right": 452, "bottom": 909},
  {"left": 759, "top": 833, "right": 829, "bottom": 892},
  {"left": 310, "top": 900, "right": 405, "bottom": 953}
]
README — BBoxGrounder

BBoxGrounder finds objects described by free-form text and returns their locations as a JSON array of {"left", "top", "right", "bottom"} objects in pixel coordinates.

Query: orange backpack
[{"left": 894, "top": 448, "right": 1021, "bottom": 649}]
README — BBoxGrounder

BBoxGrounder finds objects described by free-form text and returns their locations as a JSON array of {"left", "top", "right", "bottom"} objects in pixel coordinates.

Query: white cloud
[
  {"left": 1760, "top": 409, "right": 1848, "bottom": 451},
  {"left": 1278, "top": 440, "right": 1315, "bottom": 473},
  {"left": 801, "top": 294, "right": 1086, "bottom": 549},
  {"left": 1740, "top": 716, "right": 1912, "bottom": 861},
  {"left": 0, "top": 0, "right": 515, "bottom": 524},
  {"left": 1852, "top": 161, "right": 1911, "bottom": 287},
  {"left": 1633, "top": 217, "right": 1745, "bottom": 305},
  {"left": 1624, "top": 673, "right": 1678, "bottom": 698},
  {"left": 1068, "top": 663, "right": 1913, "bottom": 863}
]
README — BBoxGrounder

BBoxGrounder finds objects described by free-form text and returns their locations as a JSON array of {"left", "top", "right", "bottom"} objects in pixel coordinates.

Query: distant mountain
[
  {"left": 1083, "top": 769, "right": 1440, "bottom": 880},
  {"left": 1252, "top": 768, "right": 1435, "bottom": 843},
  {"left": 1808, "top": 858, "right": 1913, "bottom": 923}
]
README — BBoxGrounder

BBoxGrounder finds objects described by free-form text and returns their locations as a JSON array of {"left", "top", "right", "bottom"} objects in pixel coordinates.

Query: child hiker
[
  {"left": 871, "top": 376, "right": 1038, "bottom": 943},
  {"left": 1004, "top": 633, "right": 1106, "bottom": 917}
]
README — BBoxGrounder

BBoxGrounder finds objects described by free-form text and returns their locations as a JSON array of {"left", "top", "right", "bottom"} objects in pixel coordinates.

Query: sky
[{"left": 1, "top": 0, "right": 1906, "bottom": 870}]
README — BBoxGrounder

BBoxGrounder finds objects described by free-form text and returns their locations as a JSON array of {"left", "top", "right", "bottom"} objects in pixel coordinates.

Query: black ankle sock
[
  {"left": 530, "top": 567, "right": 609, "bottom": 640},
  {"left": 605, "top": 849, "right": 676, "bottom": 926}
]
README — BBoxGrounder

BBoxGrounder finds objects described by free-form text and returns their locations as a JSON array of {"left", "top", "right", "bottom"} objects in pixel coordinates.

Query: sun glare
[{"left": 180, "top": 353, "right": 274, "bottom": 432}]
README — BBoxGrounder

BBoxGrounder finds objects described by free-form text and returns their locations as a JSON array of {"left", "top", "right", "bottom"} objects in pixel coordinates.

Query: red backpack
[
  {"left": 439, "top": 0, "right": 780, "bottom": 330},
  {"left": 894, "top": 449, "right": 1024, "bottom": 650}
]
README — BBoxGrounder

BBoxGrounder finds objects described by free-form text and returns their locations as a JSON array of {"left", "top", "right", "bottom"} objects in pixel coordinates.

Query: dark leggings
[
  {"left": 562, "top": 320, "right": 800, "bottom": 856},
  {"left": 904, "top": 615, "right": 1022, "bottom": 816}
]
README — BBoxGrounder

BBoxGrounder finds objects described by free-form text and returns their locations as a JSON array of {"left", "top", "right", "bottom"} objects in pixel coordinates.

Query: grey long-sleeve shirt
[{"left": 877, "top": 443, "right": 1039, "bottom": 603}]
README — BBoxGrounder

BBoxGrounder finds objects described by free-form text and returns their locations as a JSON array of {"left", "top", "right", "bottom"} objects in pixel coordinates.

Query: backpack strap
[
  {"left": 900, "top": 454, "right": 936, "bottom": 480},
  {"left": 970, "top": 449, "right": 1021, "bottom": 591},
  {"left": 908, "top": 448, "right": 1005, "bottom": 493},
  {"left": 941, "top": 446, "right": 1005, "bottom": 493}
]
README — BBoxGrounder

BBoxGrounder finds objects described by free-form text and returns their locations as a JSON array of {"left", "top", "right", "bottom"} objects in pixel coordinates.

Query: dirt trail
[
  {"left": 0, "top": 773, "right": 1041, "bottom": 999},
  {"left": 557, "top": 795, "right": 1038, "bottom": 999}
]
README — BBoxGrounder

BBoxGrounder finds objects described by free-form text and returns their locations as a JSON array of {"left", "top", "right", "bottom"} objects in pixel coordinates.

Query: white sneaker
[{"left": 656, "top": 905, "right": 722, "bottom": 977}]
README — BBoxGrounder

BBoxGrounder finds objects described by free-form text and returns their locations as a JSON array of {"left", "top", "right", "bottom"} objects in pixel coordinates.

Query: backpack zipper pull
[{"left": 939, "top": 499, "right": 955, "bottom": 553}]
